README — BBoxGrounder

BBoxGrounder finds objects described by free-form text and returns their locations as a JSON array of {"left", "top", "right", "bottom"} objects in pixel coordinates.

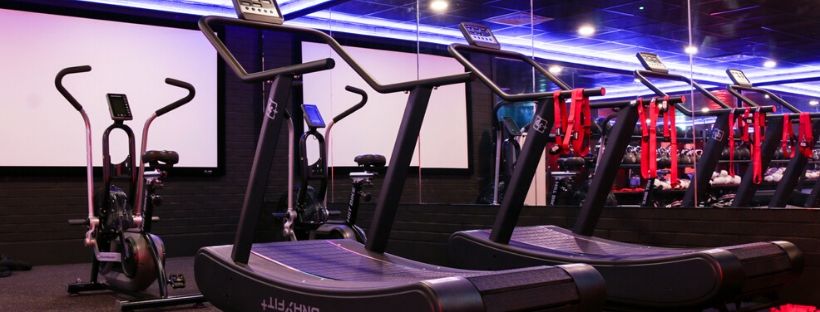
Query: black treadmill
[
  {"left": 192, "top": 2, "right": 606, "bottom": 311},
  {"left": 447, "top": 26, "right": 803, "bottom": 310},
  {"left": 725, "top": 69, "right": 820, "bottom": 208}
]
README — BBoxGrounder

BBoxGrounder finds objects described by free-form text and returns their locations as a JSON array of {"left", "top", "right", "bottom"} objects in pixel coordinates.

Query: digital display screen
[
  {"left": 637, "top": 52, "right": 668, "bottom": 73},
  {"left": 302, "top": 104, "right": 325, "bottom": 128},
  {"left": 727, "top": 69, "right": 752, "bottom": 87},
  {"left": 459, "top": 22, "right": 500, "bottom": 49},
  {"left": 107, "top": 94, "right": 132, "bottom": 120}
]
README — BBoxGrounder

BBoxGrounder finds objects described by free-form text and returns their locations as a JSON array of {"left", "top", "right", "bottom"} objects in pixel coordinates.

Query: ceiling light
[
  {"left": 701, "top": 108, "right": 710, "bottom": 113},
  {"left": 548, "top": 65, "right": 563, "bottom": 74},
  {"left": 634, "top": 78, "right": 641, "bottom": 83},
  {"left": 763, "top": 60, "right": 777, "bottom": 68},
  {"left": 810, "top": 100, "right": 819, "bottom": 106},
  {"left": 684, "top": 45, "right": 698, "bottom": 55},
  {"left": 577, "top": 24, "right": 595, "bottom": 37},
  {"left": 763, "top": 94, "right": 770, "bottom": 99},
  {"left": 639, "top": 6, "right": 645, "bottom": 10},
  {"left": 430, "top": 0, "right": 449, "bottom": 12}
]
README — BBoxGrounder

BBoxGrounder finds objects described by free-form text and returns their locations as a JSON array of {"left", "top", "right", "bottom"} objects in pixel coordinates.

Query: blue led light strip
[{"left": 70, "top": 0, "right": 820, "bottom": 98}]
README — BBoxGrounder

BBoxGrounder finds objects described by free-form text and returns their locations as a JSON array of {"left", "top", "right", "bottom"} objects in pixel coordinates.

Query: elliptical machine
[
  {"left": 277, "top": 86, "right": 382, "bottom": 243},
  {"left": 58, "top": 66, "right": 205, "bottom": 310}
]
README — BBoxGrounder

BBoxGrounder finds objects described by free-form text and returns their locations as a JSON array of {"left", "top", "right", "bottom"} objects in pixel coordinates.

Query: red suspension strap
[
  {"left": 752, "top": 109, "right": 766, "bottom": 184},
  {"left": 552, "top": 90, "right": 567, "bottom": 154},
  {"left": 639, "top": 98, "right": 659, "bottom": 179},
  {"left": 728, "top": 109, "right": 737, "bottom": 177},
  {"left": 798, "top": 112, "right": 814, "bottom": 158},
  {"left": 565, "top": 88, "right": 591, "bottom": 155},
  {"left": 782, "top": 114, "right": 795, "bottom": 159},
  {"left": 662, "top": 96, "right": 679, "bottom": 186}
]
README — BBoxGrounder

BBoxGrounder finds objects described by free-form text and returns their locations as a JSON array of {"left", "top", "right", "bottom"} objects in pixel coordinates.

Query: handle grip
[
  {"left": 68, "top": 218, "right": 89, "bottom": 226},
  {"left": 156, "top": 78, "right": 196, "bottom": 117},
  {"left": 55, "top": 65, "right": 92, "bottom": 111},
  {"left": 332, "top": 86, "right": 369, "bottom": 123}
]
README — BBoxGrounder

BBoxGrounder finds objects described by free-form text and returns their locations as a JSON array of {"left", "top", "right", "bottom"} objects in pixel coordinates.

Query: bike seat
[
  {"left": 144, "top": 150, "right": 179, "bottom": 170},
  {"left": 354, "top": 154, "right": 386, "bottom": 169}
]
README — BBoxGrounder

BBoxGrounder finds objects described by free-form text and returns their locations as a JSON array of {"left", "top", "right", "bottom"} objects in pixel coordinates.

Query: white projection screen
[
  {"left": 301, "top": 41, "right": 469, "bottom": 169},
  {"left": 0, "top": 9, "right": 218, "bottom": 172}
]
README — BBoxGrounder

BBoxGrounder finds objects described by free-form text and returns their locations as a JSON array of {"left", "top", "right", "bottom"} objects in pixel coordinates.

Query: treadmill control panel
[
  {"left": 726, "top": 69, "right": 753, "bottom": 87},
  {"left": 636, "top": 52, "right": 669, "bottom": 74},
  {"left": 233, "top": 0, "right": 283, "bottom": 24},
  {"left": 459, "top": 22, "right": 500, "bottom": 50},
  {"left": 107, "top": 94, "right": 133, "bottom": 121},
  {"left": 302, "top": 104, "right": 326, "bottom": 129}
]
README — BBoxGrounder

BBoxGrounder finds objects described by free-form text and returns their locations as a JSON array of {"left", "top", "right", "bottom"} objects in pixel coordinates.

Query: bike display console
[
  {"left": 106, "top": 93, "right": 133, "bottom": 121},
  {"left": 459, "top": 22, "right": 500, "bottom": 50},
  {"left": 636, "top": 52, "right": 669, "bottom": 74},
  {"left": 302, "top": 104, "right": 326, "bottom": 128}
]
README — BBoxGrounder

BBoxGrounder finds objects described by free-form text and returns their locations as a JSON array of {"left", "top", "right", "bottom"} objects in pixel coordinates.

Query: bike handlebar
[
  {"left": 156, "top": 78, "right": 197, "bottom": 117},
  {"left": 56, "top": 65, "right": 92, "bottom": 111},
  {"left": 332, "top": 86, "right": 368, "bottom": 123}
]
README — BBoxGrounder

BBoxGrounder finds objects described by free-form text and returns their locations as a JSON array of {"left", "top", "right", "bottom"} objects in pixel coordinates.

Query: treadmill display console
[
  {"left": 726, "top": 69, "right": 753, "bottom": 87},
  {"left": 636, "top": 52, "right": 669, "bottom": 74},
  {"left": 302, "top": 104, "right": 326, "bottom": 129},
  {"left": 233, "top": 0, "right": 283, "bottom": 24},
  {"left": 107, "top": 94, "right": 133, "bottom": 121},
  {"left": 459, "top": 22, "right": 500, "bottom": 50}
]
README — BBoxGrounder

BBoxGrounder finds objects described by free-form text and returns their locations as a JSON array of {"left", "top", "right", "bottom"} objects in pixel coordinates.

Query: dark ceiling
[{"left": 328, "top": 0, "right": 820, "bottom": 69}]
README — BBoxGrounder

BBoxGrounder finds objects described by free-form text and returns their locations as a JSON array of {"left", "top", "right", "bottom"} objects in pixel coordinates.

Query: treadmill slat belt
[{"left": 252, "top": 240, "right": 483, "bottom": 281}]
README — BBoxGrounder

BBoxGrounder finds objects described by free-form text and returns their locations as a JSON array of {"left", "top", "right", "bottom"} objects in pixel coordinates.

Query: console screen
[
  {"left": 302, "top": 104, "right": 326, "bottom": 128},
  {"left": 727, "top": 69, "right": 752, "bottom": 87},
  {"left": 636, "top": 52, "right": 669, "bottom": 73},
  {"left": 107, "top": 94, "right": 132, "bottom": 120},
  {"left": 459, "top": 22, "right": 500, "bottom": 50}
]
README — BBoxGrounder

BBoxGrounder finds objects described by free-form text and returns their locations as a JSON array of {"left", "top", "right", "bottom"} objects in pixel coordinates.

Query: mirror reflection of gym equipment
[{"left": 2, "top": 0, "right": 819, "bottom": 311}]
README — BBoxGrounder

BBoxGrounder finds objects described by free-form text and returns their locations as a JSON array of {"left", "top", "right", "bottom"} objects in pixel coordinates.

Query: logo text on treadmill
[
  {"left": 532, "top": 116, "right": 549, "bottom": 133},
  {"left": 261, "top": 296, "right": 320, "bottom": 312}
]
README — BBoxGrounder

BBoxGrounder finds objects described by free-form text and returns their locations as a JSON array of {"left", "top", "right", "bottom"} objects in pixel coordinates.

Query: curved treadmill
[
  {"left": 447, "top": 43, "right": 803, "bottom": 310},
  {"left": 194, "top": 10, "right": 606, "bottom": 312}
]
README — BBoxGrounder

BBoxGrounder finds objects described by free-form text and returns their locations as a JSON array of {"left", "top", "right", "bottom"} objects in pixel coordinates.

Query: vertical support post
[
  {"left": 574, "top": 105, "right": 638, "bottom": 235},
  {"left": 490, "top": 98, "right": 552, "bottom": 244},
  {"left": 771, "top": 119, "right": 820, "bottom": 207},
  {"left": 232, "top": 75, "right": 292, "bottom": 264},
  {"left": 732, "top": 116, "right": 783, "bottom": 207},
  {"left": 366, "top": 86, "right": 433, "bottom": 253},
  {"left": 683, "top": 112, "right": 731, "bottom": 207}
]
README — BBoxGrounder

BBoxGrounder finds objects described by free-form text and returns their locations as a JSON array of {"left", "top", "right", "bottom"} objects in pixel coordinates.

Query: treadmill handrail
[
  {"left": 200, "top": 16, "right": 472, "bottom": 92},
  {"left": 727, "top": 84, "right": 803, "bottom": 113},
  {"left": 633, "top": 69, "right": 778, "bottom": 116},
  {"left": 726, "top": 85, "right": 820, "bottom": 119},
  {"left": 449, "top": 43, "right": 605, "bottom": 101},
  {"left": 590, "top": 96, "right": 686, "bottom": 109}
]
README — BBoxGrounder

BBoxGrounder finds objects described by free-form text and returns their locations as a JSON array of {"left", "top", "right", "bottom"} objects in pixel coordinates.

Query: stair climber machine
[
  {"left": 477, "top": 103, "right": 525, "bottom": 205},
  {"left": 447, "top": 24, "right": 803, "bottom": 310},
  {"left": 192, "top": 1, "right": 607, "bottom": 311},
  {"left": 724, "top": 69, "right": 820, "bottom": 208},
  {"left": 58, "top": 66, "right": 206, "bottom": 310},
  {"left": 275, "top": 86, "right": 382, "bottom": 243}
]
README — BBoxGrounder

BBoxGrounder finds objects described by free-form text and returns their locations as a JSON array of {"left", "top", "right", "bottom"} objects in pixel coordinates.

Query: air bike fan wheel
[{"left": 101, "top": 232, "right": 165, "bottom": 292}]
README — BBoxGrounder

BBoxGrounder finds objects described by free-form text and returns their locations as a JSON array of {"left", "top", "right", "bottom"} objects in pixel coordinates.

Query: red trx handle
[{"left": 782, "top": 114, "right": 795, "bottom": 159}]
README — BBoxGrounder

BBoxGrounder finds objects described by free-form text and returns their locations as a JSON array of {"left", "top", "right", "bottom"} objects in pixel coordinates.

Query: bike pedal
[{"left": 168, "top": 274, "right": 187, "bottom": 289}]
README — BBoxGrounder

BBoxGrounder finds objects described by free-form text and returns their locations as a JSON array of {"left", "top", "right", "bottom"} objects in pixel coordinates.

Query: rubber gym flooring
[{"left": 0, "top": 257, "right": 217, "bottom": 312}]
